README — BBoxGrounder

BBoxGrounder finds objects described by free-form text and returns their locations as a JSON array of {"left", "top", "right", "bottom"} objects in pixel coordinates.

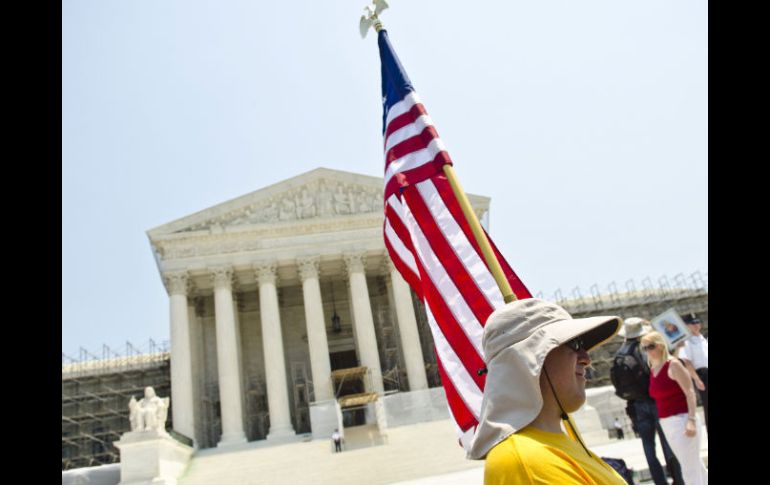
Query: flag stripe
[
  {"left": 384, "top": 218, "right": 419, "bottom": 276},
  {"left": 400, "top": 193, "right": 487, "bottom": 389},
  {"left": 434, "top": 349, "right": 480, "bottom": 429},
  {"left": 386, "top": 124, "right": 440, "bottom": 163},
  {"left": 385, "top": 92, "right": 421, "bottom": 129},
  {"left": 431, "top": 175, "right": 531, "bottom": 301},
  {"left": 408, "top": 235, "right": 486, "bottom": 388},
  {"left": 403, "top": 184, "right": 495, "bottom": 326},
  {"left": 384, "top": 137, "right": 446, "bottom": 187},
  {"left": 401, "top": 197, "right": 485, "bottom": 358},
  {"left": 383, "top": 151, "right": 452, "bottom": 201},
  {"left": 422, "top": 305, "right": 483, "bottom": 419},
  {"left": 384, "top": 103, "right": 429, "bottom": 145},
  {"left": 385, "top": 197, "right": 421, "bottom": 270},
  {"left": 416, "top": 179, "right": 504, "bottom": 311},
  {"left": 384, "top": 196, "right": 424, "bottom": 297},
  {"left": 421, "top": 274, "right": 487, "bottom": 390},
  {"left": 384, "top": 238, "right": 423, "bottom": 300}
]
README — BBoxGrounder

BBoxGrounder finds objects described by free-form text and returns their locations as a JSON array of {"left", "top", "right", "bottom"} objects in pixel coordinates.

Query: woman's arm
[
  {"left": 668, "top": 359, "right": 698, "bottom": 437},
  {"left": 681, "top": 357, "right": 706, "bottom": 391}
]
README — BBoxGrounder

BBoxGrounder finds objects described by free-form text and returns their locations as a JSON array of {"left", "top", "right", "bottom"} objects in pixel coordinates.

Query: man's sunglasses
[
  {"left": 641, "top": 343, "right": 658, "bottom": 351},
  {"left": 565, "top": 337, "right": 588, "bottom": 352}
]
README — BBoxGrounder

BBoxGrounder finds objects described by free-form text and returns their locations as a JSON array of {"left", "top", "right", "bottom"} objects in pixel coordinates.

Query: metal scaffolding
[
  {"left": 61, "top": 340, "right": 172, "bottom": 470},
  {"left": 553, "top": 270, "right": 709, "bottom": 326},
  {"left": 331, "top": 366, "right": 378, "bottom": 427}
]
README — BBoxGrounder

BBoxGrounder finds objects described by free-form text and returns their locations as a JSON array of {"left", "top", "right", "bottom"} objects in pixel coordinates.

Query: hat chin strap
[{"left": 543, "top": 367, "right": 591, "bottom": 457}]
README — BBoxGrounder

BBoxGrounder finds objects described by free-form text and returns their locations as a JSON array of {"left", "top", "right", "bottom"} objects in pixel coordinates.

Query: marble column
[
  {"left": 188, "top": 297, "right": 205, "bottom": 448},
  {"left": 210, "top": 266, "right": 247, "bottom": 446},
  {"left": 164, "top": 271, "right": 197, "bottom": 444},
  {"left": 232, "top": 293, "right": 247, "bottom": 422},
  {"left": 386, "top": 260, "right": 429, "bottom": 391},
  {"left": 344, "top": 252, "right": 384, "bottom": 394},
  {"left": 255, "top": 262, "right": 295, "bottom": 438},
  {"left": 297, "top": 256, "right": 334, "bottom": 402}
]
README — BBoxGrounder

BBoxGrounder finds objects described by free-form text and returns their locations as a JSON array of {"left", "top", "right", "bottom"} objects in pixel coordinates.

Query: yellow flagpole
[{"left": 442, "top": 165, "right": 517, "bottom": 304}]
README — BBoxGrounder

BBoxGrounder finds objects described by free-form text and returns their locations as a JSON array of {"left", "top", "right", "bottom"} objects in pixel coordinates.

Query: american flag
[{"left": 377, "top": 29, "right": 532, "bottom": 451}]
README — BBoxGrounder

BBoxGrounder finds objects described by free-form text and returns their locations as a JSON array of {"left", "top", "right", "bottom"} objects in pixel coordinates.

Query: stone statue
[
  {"left": 279, "top": 197, "right": 296, "bottom": 221},
  {"left": 370, "top": 192, "right": 381, "bottom": 211},
  {"left": 357, "top": 190, "right": 372, "bottom": 213},
  {"left": 297, "top": 188, "right": 317, "bottom": 219},
  {"left": 129, "top": 386, "right": 170, "bottom": 434},
  {"left": 317, "top": 181, "right": 333, "bottom": 216},
  {"left": 259, "top": 200, "right": 279, "bottom": 223},
  {"left": 333, "top": 185, "right": 351, "bottom": 215}
]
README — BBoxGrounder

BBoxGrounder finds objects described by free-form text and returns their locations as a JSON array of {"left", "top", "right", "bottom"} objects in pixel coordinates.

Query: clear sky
[{"left": 62, "top": 1, "right": 707, "bottom": 358}]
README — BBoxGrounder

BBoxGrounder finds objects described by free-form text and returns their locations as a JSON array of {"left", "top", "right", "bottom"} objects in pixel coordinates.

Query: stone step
[{"left": 179, "top": 419, "right": 480, "bottom": 485}]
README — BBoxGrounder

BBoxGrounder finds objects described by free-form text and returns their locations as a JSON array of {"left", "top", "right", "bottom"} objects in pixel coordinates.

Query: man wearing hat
[
  {"left": 678, "top": 313, "right": 708, "bottom": 434},
  {"left": 468, "top": 298, "right": 627, "bottom": 484},
  {"left": 612, "top": 318, "right": 683, "bottom": 485}
]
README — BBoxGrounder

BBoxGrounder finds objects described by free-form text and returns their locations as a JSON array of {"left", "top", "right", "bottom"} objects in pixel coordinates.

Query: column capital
[
  {"left": 254, "top": 261, "right": 278, "bottom": 286},
  {"left": 343, "top": 252, "right": 366, "bottom": 276},
  {"left": 163, "top": 271, "right": 190, "bottom": 296},
  {"left": 209, "top": 266, "right": 233, "bottom": 290},
  {"left": 297, "top": 256, "right": 320, "bottom": 282},
  {"left": 380, "top": 254, "right": 396, "bottom": 275}
]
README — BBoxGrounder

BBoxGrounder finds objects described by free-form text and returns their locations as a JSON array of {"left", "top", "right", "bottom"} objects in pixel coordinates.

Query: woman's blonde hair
[{"left": 640, "top": 330, "right": 670, "bottom": 365}]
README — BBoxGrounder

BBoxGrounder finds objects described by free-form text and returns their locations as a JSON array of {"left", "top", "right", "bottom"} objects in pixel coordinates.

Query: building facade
[{"left": 146, "top": 168, "right": 491, "bottom": 449}]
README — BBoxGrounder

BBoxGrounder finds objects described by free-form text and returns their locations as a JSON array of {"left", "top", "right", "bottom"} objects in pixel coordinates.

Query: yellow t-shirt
[{"left": 485, "top": 426, "right": 627, "bottom": 485}]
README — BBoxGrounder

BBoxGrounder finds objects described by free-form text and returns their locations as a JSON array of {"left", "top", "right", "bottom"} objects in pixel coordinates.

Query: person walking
[
  {"left": 613, "top": 417, "right": 624, "bottom": 440},
  {"left": 678, "top": 313, "right": 708, "bottom": 435},
  {"left": 610, "top": 318, "right": 683, "bottom": 485},
  {"left": 331, "top": 429, "right": 342, "bottom": 453},
  {"left": 642, "top": 331, "right": 708, "bottom": 485}
]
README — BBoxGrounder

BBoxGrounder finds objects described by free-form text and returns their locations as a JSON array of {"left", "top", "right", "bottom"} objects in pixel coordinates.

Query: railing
[
  {"left": 62, "top": 339, "right": 171, "bottom": 378},
  {"left": 541, "top": 270, "right": 708, "bottom": 316}
]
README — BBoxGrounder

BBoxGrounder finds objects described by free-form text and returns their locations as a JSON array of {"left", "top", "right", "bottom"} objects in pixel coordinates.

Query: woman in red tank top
[{"left": 641, "top": 330, "right": 707, "bottom": 484}]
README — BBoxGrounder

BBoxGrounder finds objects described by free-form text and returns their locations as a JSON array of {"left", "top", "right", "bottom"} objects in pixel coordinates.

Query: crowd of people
[
  {"left": 465, "top": 298, "right": 707, "bottom": 484},
  {"left": 611, "top": 313, "right": 708, "bottom": 484}
]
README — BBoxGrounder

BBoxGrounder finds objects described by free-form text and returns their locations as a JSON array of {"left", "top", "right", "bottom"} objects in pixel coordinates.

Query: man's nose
[{"left": 577, "top": 349, "right": 591, "bottom": 366}]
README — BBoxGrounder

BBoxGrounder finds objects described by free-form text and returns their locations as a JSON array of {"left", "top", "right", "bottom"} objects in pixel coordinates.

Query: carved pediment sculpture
[
  {"left": 176, "top": 179, "right": 384, "bottom": 233},
  {"left": 148, "top": 169, "right": 489, "bottom": 245}
]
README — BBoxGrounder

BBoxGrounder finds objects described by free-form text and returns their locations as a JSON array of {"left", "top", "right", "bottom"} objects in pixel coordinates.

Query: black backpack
[
  {"left": 601, "top": 456, "right": 635, "bottom": 485},
  {"left": 610, "top": 340, "right": 650, "bottom": 401}
]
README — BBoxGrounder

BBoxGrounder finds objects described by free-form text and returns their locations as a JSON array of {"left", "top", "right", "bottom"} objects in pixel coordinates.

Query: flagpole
[{"left": 442, "top": 165, "right": 517, "bottom": 304}]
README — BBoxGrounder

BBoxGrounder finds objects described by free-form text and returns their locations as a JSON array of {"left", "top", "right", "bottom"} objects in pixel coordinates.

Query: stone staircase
[
  {"left": 173, "top": 385, "right": 706, "bottom": 485},
  {"left": 178, "top": 420, "right": 481, "bottom": 485}
]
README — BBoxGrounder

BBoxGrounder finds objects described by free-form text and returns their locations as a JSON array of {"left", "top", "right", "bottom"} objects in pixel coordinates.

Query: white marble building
[{"left": 147, "top": 168, "right": 490, "bottom": 449}]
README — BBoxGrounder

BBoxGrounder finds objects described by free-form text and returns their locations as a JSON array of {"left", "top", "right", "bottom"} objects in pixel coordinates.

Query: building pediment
[
  {"left": 148, "top": 168, "right": 389, "bottom": 237},
  {"left": 147, "top": 167, "right": 491, "bottom": 267}
]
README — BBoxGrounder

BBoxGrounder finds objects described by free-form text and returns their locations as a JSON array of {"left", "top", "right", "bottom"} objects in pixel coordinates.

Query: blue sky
[{"left": 62, "top": 1, "right": 707, "bottom": 358}]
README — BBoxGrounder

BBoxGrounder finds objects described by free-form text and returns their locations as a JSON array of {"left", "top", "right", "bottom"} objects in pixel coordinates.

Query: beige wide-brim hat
[
  {"left": 467, "top": 298, "right": 622, "bottom": 460},
  {"left": 618, "top": 317, "right": 651, "bottom": 339}
]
